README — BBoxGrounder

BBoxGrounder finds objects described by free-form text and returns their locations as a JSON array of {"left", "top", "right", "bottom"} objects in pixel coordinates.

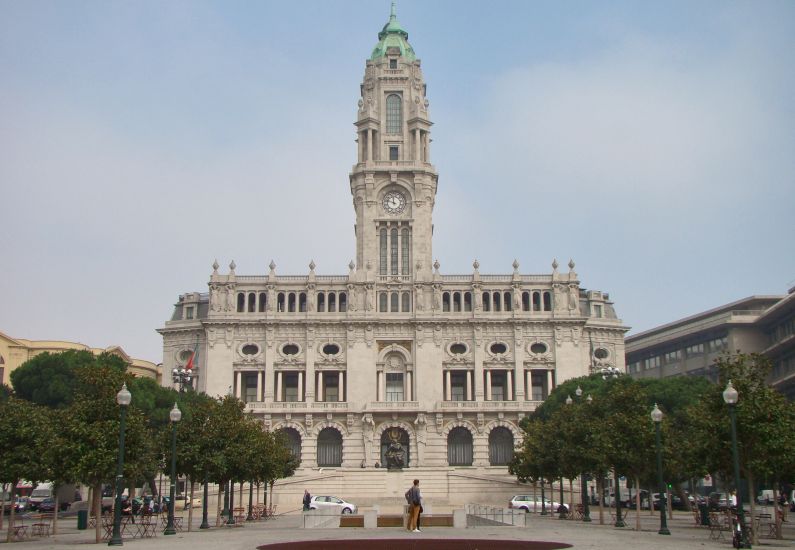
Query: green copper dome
[{"left": 370, "top": 3, "right": 416, "bottom": 62}]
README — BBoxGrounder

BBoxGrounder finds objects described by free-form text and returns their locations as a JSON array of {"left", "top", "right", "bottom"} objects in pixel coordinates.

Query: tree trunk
[
  {"left": 6, "top": 480, "right": 17, "bottom": 543},
  {"left": 94, "top": 482, "right": 102, "bottom": 544},
  {"left": 748, "top": 472, "right": 757, "bottom": 545},
  {"left": 634, "top": 476, "right": 641, "bottom": 531},
  {"left": 187, "top": 479, "right": 194, "bottom": 531},
  {"left": 774, "top": 485, "right": 782, "bottom": 539},
  {"left": 597, "top": 477, "right": 604, "bottom": 525},
  {"left": 53, "top": 483, "right": 60, "bottom": 535},
  {"left": 0, "top": 483, "right": 5, "bottom": 531},
  {"left": 216, "top": 482, "right": 223, "bottom": 527}
]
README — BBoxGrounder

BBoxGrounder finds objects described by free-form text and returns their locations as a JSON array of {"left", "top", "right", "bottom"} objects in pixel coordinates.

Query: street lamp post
[
  {"left": 109, "top": 384, "right": 132, "bottom": 546},
  {"left": 651, "top": 404, "right": 670, "bottom": 535},
  {"left": 172, "top": 368, "right": 193, "bottom": 392},
  {"left": 164, "top": 403, "right": 182, "bottom": 535},
  {"left": 540, "top": 478, "right": 547, "bottom": 516},
  {"left": 723, "top": 380, "right": 751, "bottom": 549},
  {"left": 199, "top": 473, "right": 210, "bottom": 529}
]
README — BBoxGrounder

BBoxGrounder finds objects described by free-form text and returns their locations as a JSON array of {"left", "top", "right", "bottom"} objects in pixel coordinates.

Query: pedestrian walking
[{"left": 303, "top": 490, "right": 312, "bottom": 511}]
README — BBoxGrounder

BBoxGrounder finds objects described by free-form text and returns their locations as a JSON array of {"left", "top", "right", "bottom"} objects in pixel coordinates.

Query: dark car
[{"left": 38, "top": 498, "right": 65, "bottom": 512}]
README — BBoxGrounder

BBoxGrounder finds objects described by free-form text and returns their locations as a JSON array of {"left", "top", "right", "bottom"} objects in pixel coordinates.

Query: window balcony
[{"left": 367, "top": 401, "right": 419, "bottom": 412}]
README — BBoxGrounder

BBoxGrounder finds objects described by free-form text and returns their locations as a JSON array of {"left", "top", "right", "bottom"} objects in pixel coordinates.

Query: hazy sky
[{"left": 1, "top": 1, "right": 793, "bottom": 363}]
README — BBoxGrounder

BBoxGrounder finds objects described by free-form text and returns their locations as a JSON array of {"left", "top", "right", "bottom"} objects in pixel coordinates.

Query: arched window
[
  {"left": 237, "top": 293, "right": 245, "bottom": 312},
  {"left": 464, "top": 292, "right": 472, "bottom": 312},
  {"left": 442, "top": 292, "right": 450, "bottom": 312},
  {"left": 379, "top": 228, "right": 387, "bottom": 275},
  {"left": 489, "top": 427, "right": 514, "bottom": 466},
  {"left": 448, "top": 427, "right": 473, "bottom": 466},
  {"left": 482, "top": 292, "right": 491, "bottom": 312},
  {"left": 543, "top": 291, "right": 552, "bottom": 311},
  {"left": 493, "top": 292, "right": 501, "bottom": 312},
  {"left": 317, "top": 427, "right": 342, "bottom": 467},
  {"left": 522, "top": 292, "right": 530, "bottom": 312},
  {"left": 532, "top": 291, "right": 541, "bottom": 311},
  {"left": 453, "top": 292, "right": 461, "bottom": 312},
  {"left": 390, "top": 292, "right": 399, "bottom": 312},
  {"left": 401, "top": 292, "right": 411, "bottom": 312},
  {"left": 339, "top": 292, "right": 347, "bottom": 312},
  {"left": 288, "top": 293, "right": 296, "bottom": 313},
  {"left": 379, "top": 292, "right": 388, "bottom": 312},
  {"left": 386, "top": 94, "right": 402, "bottom": 134},
  {"left": 299, "top": 293, "right": 307, "bottom": 313},
  {"left": 328, "top": 292, "right": 336, "bottom": 312},
  {"left": 380, "top": 427, "right": 410, "bottom": 468},
  {"left": 277, "top": 293, "right": 285, "bottom": 312},
  {"left": 401, "top": 228, "right": 410, "bottom": 275},
  {"left": 278, "top": 427, "right": 302, "bottom": 463},
  {"left": 258, "top": 292, "right": 267, "bottom": 312},
  {"left": 317, "top": 292, "right": 326, "bottom": 312},
  {"left": 248, "top": 292, "right": 256, "bottom": 312},
  {"left": 504, "top": 292, "right": 512, "bottom": 312},
  {"left": 390, "top": 228, "right": 398, "bottom": 275}
]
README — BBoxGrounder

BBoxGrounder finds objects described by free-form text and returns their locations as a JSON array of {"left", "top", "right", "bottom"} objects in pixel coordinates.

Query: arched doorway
[
  {"left": 488, "top": 426, "right": 514, "bottom": 466},
  {"left": 317, "top": 427, "right": 342, "bottom": 467},
  {"left": 447, "top": 426, "right": 473, "bottom": 466}
]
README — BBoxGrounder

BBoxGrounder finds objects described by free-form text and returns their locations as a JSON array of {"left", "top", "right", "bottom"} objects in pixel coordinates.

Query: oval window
[
  {"left": 241, "top": 344, "right": 259, "bottom": 356},
  {"left": 178, "top": 350, "right": 192, "bottom": 362},
  {"left": 450, "top": 343, "right": 467, "bottom": 355},
  {"left": 322, "top": 343, "right": 340, "bottom": 356},
  {"left": 282, "top": 344, "right": 300, "bottom": 356},
  {"left": 490, "top": 343, "right": 507, "bottom": 354},
  {"left": 530, "top": 342, "right": 547, "bottom": 354},
  {"left": 594, "top": 348, "right": 609, "bottom": 360}
]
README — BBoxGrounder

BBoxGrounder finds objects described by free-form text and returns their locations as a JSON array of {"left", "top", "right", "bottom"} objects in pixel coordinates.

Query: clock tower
[{"left": 350, "top": 3, "right": 437, "bottom": 287}]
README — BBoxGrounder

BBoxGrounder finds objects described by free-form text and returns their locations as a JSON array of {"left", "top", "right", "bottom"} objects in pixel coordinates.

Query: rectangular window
[
  {"left": 389, "top": 59, "right": 397, "bottom": 69},
  {"left": 284, "top": 373, "right": 299, "bottom": 402},
  {"left": 490, "top": 372, "right": 506, "bottom": 401},
  {"left": 594, "top": 304, "right": 603, "bottom": 318},
  {"left": 185, "top": 307, "right": 194, "bottom": 320},
  {"left": 325, "top": 373, "right": 339, "bottom": 402},
  {"left": 243, "top": 373, "right": 258, "bottom": 404},
  {"left": 531, "top": 372, "right": 547, "bottom": 400},
  {"left": 390, "top": 228, "right": 398, "bottom": 275},
  {"left": 386, "top": 373, "right": 404, "bottom": 401},
  {"left": 389, "top": 146, "right": 399, "bottom": 160},
  {"left": 379, "top": 228, "right": 387, "bottom": 275},
  {"left": 401, "top": 229, "right": 410, "bottom": 275},
  {"left": 451, "top": 372, "right": 466, "bottom": 401}
]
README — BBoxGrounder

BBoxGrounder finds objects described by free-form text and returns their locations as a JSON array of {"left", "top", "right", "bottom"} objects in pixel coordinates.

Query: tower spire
[{"left": 390, "top": 2, "right": 397, "bottom": 19}]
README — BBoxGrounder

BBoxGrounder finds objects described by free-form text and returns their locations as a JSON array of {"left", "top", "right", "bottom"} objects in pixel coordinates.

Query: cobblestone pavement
[{"left": 4, "top": 510, "right": 794, "bottom": 549}]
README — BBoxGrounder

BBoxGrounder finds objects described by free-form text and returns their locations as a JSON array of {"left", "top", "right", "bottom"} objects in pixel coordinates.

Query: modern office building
[
  {"left": 158, "top": 7, "right": 627, "bottom": 505},
  {"left": 626, "top": 289, "right": 795, "bottom": 400}
]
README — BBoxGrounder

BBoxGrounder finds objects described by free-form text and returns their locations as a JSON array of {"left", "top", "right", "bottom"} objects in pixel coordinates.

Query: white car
[
  {"left": 309, "top": 495, "right": 357, "bottom": 514},
  {"left": 509, "top": 495, "right": 568, "bottom": 513}
]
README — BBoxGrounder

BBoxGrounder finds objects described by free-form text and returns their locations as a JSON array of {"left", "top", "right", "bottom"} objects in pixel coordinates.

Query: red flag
[{"left": 185, "top": 341, "right": 199, "bottom": 370}]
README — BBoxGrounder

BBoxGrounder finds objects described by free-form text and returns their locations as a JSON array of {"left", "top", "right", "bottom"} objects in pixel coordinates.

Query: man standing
[
  {"left": 303, "top": 490, "right": 312, "bottom": 511},
  {"left": 405, "top": 479, "right": 422, "bottom": 532}
]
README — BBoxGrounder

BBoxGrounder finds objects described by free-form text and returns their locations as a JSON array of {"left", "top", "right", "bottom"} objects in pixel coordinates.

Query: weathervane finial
[{"left": 391, "top": 2, "right": 397, "bottom": 19}]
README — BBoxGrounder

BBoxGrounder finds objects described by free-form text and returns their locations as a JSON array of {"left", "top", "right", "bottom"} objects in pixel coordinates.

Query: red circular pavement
[{"left": 259, "top": 540, "right": 571, "bottom": 550}]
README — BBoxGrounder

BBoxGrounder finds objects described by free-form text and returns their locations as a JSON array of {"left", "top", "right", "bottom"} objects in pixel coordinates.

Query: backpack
[{"left": 405, "top": 489, "right": 412, "bottom": 505}]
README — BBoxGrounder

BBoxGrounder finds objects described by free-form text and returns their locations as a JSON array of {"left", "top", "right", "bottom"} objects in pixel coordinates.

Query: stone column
[
  {"left": 466, "top": 371, "right": 473, "bottom": 401},
  {"left": 276, "top": 371, "right": 283, "bottom": 402},
  {"left": 318, "top": 371, "right": 324, "bottom": 402},
  {"left": 377, "top": 371, "right": 384, "bottom": 401},
  {"left": 234, "top": 371, "right": 242, "bottom": 399},
  {"left": 406, "top": 371, "right": 412, "bottom": 401},
  {"left": 256, "top": 370, "right": 263, "bottom": 402},
  {"left": 445, "top": 370, "right": 452, "bottom": 401},
  {"left": 298, "top": 371, "right": 304, "bottom": 402},
  {"left": 367, "top": 129, "right": 373, "bottom": 161},
  {"left": 525, "top": 370, "right": 531, "bottom": 400},
  {"left": 473, "top": 342, "right": 484, "bottom": 400},
  {"left": 547, "top": 369, "right": 554, "bottom": 397},
  {"left": 414, "top": 128, "right": 420, "bottom": 161},
  {"left": 339, "top": 372, "right": 345, "bottom": 402},
  {"left": 507, "top": 370, "right": 513, "bottom": 401},
  {"left": 305, "top": 338, "right": 316, "bottom": 403},
  {"left": 485, "top": 370, "right": 492, "bottom": 401}
]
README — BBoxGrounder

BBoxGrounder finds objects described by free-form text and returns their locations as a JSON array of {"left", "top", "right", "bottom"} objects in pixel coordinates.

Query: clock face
[{"left": 382, "top": 191, "right": 407, "bottom": 214}]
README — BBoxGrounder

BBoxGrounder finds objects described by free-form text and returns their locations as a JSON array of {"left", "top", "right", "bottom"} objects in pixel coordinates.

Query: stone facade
[{"left": 158, "top": 7, "right": 627, "bottom": 505}]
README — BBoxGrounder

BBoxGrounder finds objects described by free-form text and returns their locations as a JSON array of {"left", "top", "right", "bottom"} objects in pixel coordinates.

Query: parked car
[
  {"left": 308, "top": 495, "right": 357, "bottom": 514},
  {"left": 708, "top": 492, "right": 730, "bottom": 510},
  {"left": 38, "top": 498, "right": 61, "bottom": 513},
  {"left": 651, "top": 493, "right": 691, "bottom": 511},
  {"left": 14, "top": 497, "right": 31, "bottom": 513},
  {"left": 509, "top": 495, "right": 568, "bottom": 513}
]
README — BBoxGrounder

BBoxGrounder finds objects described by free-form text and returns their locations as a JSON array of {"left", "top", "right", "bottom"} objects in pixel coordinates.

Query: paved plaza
[{"left": 5, "top": 509, "right": 795, "bottom": 549}]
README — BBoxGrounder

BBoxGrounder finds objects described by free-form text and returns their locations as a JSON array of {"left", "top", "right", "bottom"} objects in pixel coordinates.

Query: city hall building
[{"left": 159, "top": 7, "right": 627, "bottom": 505}]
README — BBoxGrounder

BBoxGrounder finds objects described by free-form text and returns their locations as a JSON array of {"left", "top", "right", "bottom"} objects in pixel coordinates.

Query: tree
[{"left": 0, "top": 398, "right": 52, "bottom": 542}]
